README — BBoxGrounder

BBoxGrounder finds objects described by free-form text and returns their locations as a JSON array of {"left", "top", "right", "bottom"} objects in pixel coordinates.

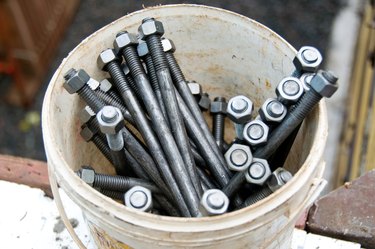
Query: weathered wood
[{"left": 0, "top": 154, "right": 52, "bottom": 197}]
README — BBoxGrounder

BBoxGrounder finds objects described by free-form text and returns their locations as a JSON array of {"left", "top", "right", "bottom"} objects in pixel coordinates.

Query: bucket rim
[{"left": 42, "top": 3, "right": 327, "bottom": 233}]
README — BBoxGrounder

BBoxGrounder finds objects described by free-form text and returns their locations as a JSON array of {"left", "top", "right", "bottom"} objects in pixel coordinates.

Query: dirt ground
[{"left": 0, "top": 0, "right": 342, "bottom": 160}]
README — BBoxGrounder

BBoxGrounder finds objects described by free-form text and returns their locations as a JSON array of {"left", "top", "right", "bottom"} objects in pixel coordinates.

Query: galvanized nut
[
  {"left": 243, "top": 120, "right": 269, "bottom": 146},
  {"left": 188, "top": 81, "right": 202, "bottom": 99},
  {"left": 97, "top": 49, "right": 120, "bottom": 71},
  {"left": 138, "top": 17, "right": 165, "bottom": 40},
  {"left": 276, "top": 76, "right": 304, "bottom": 106},
  {"left": 99, "top": 79, "right": 114, "bottom": 93},
  {"left": 79, "top": 106, "right": 96, "bottom": 124},
  {"left": 199, "top": 189, "right": 229, "bottom": 216},
  {"left": 224, "top": 143, "right": 253, "bottom": 171},
  {"left": 259, "top": 98, "right": 287, "bottom": 123},
  {"left": 161, "top": 38, "right": 176, "bottom": 53},
  {"left": 267, "top": 168, "right": 293, "bottom": 192},
  {"left": 124, "top": 186, "right": 153, "bottom": 212},
  {"left": 293, "top": 46, "right": 323, "bottom": 73},
  {"left": 77, "top": 166, "right": 96, "bottom": 187},
  {"left": 245, "top": 158, "right": 271, "bottom": 185},
  {"left": 96, "top": 106, "right": 124, "bottom": 134},
  {"left": 310, "top": 70, "right": 339, "bottom": 97},
  {"left": 198, "top": 92, "right": 211, "bottom": 111},
  {"left": 63, "top": 68, "right": 90, "bottom": 94},
  {"left": 299, "top": 73, "right": 315, "bottom": 92},
  {"left": 113, "top": 31, "right": 138, "bottom": 55},
  {"left": 227, "top": 95, "right": 253, "bottom": 124}
]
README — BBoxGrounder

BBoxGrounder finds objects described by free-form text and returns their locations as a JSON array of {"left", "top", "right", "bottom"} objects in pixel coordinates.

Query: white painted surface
[{"left": 0, "top": 180, "right": 95, "bottom": 249}]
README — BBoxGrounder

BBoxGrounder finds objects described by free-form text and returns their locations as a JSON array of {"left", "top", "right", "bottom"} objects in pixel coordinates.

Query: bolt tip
[
  {"left": 322, "top": 70, "right": 338, "bottom": 83},
  {"left": 142, "top": 17, "right": 155, "bottom": 23},
  {"left": 116, "top": 31, "right": 128, "bottom": 37},
  {"left": 64, "top": 68, "right": 77, "bottom": 81}
]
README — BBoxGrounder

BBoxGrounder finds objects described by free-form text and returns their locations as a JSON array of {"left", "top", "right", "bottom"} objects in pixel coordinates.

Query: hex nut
[
  {"left": 245, "top": 158, "right": 271, "bottom": 185},
  {"left": 293, "top": 46, "right": 323, "bottom": 73},
  {"left": 267, "top": 168, "right": 293, "bottom": 192},
  {"left": 124, "top": 186, "right": 153, "bottom": 212},
  {"left": 79, "top": 106, "right": 96, "bottom": 124},
  {"left": 80, "top": 126, "right": 95, "bottom": 142},
  {"left": 199, "top": 93, "right": 211, "bottom": 111},
  {"left": 227, "top": 95, "right": 253, "bottom": 124},
  {"left": 199, "top": 189, "right": 229, "bottom": 216},
  {"left": 86, "top": 78, "right": 100, "bottom": 91},
  {"left": 210, "top": 97, "right": 227, "bottom": 114},
  {"left": 97, "top": 49, "right": 119, "bottom": 71},
  {"left": 113, "top": 31, "right": 138, "bottom": 55},
  {"left": 161, "top": 38, "right": 176, "bottom": 53},
  {"left": 96, "top": 106, "right": 124, "bottom": 134},
  {"left": 299, "top": 73, "right": 315, "bottom": 92},
  {"left": 259, "top": 98, "right": 287, "bottom": 123},
  {"left": 310, "top": 70, "right": 338, "bottom": 98},
  {"left": 138, "top": 18, "right": 164, "bottom": 40},
  {"left": 77, "top": 166, "right": 95, "bottom": 187},
  {"left": 63, "top": 68, "right": 90, "bottom": 94},
  {"left": 224, "top": 143, "right": 253, "bottom": 171},
  {"left": 276, "top": 77, "right": 304, "bottom": 106},
  {"left": 243, "top": 120, "right": 269, "bottom": 146},
  {"left": 137, "top": 41, "right": 149, "bottom": 57},
  {"left": 99, "top": 79, "right": 113, "bottom": 93},
  {"left": 187, "top": 81, "right": 202, "bottom": 98}
]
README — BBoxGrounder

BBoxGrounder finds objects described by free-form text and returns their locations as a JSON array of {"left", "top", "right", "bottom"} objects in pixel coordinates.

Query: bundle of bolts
[{"left": 64, "top": 17, "right": 338, "bottom": 217}]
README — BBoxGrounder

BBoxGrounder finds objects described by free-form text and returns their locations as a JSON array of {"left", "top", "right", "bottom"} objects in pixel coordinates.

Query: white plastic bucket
[{"left": 42, "top": 4, "right": 328, "bottom": 249}]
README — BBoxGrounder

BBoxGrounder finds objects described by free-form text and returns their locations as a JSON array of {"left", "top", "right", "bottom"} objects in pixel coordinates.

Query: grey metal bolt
[
  {"left": 199, "top": 189, "right": 229, "bottom": 216},
  {"left": 292, "top": 46, "right": 323, "bottom": 77},
  {"left": 80, "top": 125, "right": 113, "bottom": 163},
  {"left": 225, "top": 143, "right": 253, "bottom": 171},
  {"left": 244, "top": 158, "right": 271, "bottom": 185},
  {"left": 124, "top": 186, "right": 153, "bottom": 212},
  {"left": 222, "top": 70, "right": 338, "bottom": 198},
  {"left": 227, "top": 95, "right": 253, "bottom": 140},
  {"left": 276, "top": 77, "right": 304, "bottom": 106},
  {"left": 239, "top": 168, "right": 293, "bottom": 209},
  {"left": 210, "top": 97, "right": 227, "bottom": 151},
  {"left": 63, "top": 68, "right": 106, "bottom": 113},
  {"left": 259, "top": 98, "right": 287, "bottom": 124},
  {"left": 162, "top": 37, "right": 228, "bottom": 173},
  {"left": 109, "top": 32, "right": 195, "bottom": 217},
  {"left": 76, "top": 166, "right": 161, "bottom": 193},
  {"left": 96, "top": 106, "right": 128, "bottom": 176},
  {"left": 243, "top": 120, "right": 269, "bottom": 146}
]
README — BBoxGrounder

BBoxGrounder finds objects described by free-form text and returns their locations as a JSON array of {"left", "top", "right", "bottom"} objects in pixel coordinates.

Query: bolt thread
[
  {"left": 213, "top": 113, "right": 225, "bottom": 144},
  {"left": 126, "top": 75, "right": 141, "bottom": 98},
  {"left": 94, "top": 173, "right": 130, "bottom": 190},
  {"left": 240, "top": 187, "right": 273, "bottom": 209},
  {"left": 77, "top": 86, "right": 105, "bottom": 113},
  {"left": 165, "top": 52, "right": 186, "bottom": 83},
  {"left": 290, "top": 89, "right": 321, "bottom": 121},
  {"left": 122, "top": 46, "right": 144, "bottom": 78},
  {"left": 91, "top": 135, "right": 112, "bottom": 163},
  {"left": 146, "top": 35, "right": 168, "bottom": 71},
  {"left": 108, "top": 91, "right": 123, "bottom": 104},
  {"left": 144, "top": 55, "right": 160, "bottom": 91},
  {"left": 106, "top": 62, "right": 131, "bottom": 92},
  {"left": 100, "top": 189, "right": 124, "bottom": 200}
]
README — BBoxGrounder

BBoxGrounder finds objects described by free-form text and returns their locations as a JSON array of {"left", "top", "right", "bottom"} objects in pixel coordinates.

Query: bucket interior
[{"left": 44, "top": 4, "right": 323, "bottom": 220}]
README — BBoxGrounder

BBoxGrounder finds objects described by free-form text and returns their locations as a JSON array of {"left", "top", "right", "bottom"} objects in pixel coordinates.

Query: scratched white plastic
[{"left": 42, "top": 4, "right": 328, "bottom": 249}]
